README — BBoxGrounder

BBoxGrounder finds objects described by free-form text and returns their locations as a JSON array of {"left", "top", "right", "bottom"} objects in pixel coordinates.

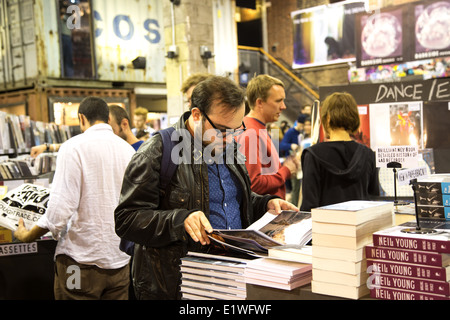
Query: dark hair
[
  {"left": 320, "top": 92, "right": 360, "bottom": 134},
  {"left": 190, "top": 76, "right": 245, "bottom": 115},
  {"left": 297, "top": 114, "right": 306, "bottom": 124},
  {"left": 109, "top": 105, "right": 131, "bottom": 126},
  {"left": 135, "top": 129, "right": 149, "bottom": 139},
  {"left": 78, "top": 97, "right": 109, "bottom": 125}
]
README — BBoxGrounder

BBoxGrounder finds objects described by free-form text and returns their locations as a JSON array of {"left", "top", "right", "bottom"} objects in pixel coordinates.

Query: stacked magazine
[
  {"left": 180, "top": 252, "right": 249, "bottom": 300},
  {"left": 180, "top": 211, "right": 313, "bottom": 299},
  {"left": 244, "top": 258, "right": 312, "bottom": 290}
]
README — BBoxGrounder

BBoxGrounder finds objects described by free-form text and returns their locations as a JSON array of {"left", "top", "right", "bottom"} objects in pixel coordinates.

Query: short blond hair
[
  {"left": 134, "top": 107, "right": 148, "bottom": 117},
  {"left": 181, "top": 73, "right": 213, "bottom": 94},
  {"left": 246, "top": 74, "right": 284, "bottom": 110}
]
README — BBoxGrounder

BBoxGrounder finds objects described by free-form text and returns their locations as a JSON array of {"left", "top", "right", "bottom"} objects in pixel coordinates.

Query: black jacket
[
  {"left": 300, "top": 141, "right": 379, "bottom": 212},
  {"left": 115, "top": 112, "right": 276, "bottom": 299}
]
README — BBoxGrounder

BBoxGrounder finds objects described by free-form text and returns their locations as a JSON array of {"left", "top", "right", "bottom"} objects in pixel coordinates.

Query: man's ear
[
  {"left": 78, "top": 113, "right": 85, "bottom": 126},
  {"left": 121, "top": 118, "right": 129, "bottom": 129},
  {"left": 191, "top": 107, "right": 202, "bottom": 122},
  {"left": 255, "top": 98, "right": 264, "bottom": 110}
]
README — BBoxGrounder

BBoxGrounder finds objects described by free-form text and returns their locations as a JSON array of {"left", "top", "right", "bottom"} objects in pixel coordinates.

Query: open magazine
[{"left": 208, "top": 211, "right": 312, "bottom": 256}]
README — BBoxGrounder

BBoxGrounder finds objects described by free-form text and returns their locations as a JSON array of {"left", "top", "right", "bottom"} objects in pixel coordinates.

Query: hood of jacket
[{"left": 303, "top": 141, "right": 370, "bottom": 181}]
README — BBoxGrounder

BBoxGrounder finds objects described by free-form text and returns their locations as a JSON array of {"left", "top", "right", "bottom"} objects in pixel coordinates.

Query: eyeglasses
[{"left": 200, "top": 110, "right": 246, "bottom": 137}]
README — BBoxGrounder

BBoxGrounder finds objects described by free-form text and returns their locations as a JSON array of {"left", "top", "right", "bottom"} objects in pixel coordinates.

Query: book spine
[
  {"left": 372, "top": 233, "right": 450, "bottom": 253},
  {"left": 368, "top": 273, "right": 450, "bottom": 296},
  {"left": 416, "top": 182, "right": 450, "bottom": 195},
  {"left": 370, "top": 286, "right": 449, "bottom": 300},
  {"left": 365, "top": 245, "right": 446, "bottom": 267},
  {"left": 367, "top": 259, "right": 449, "bottom": 281},
  {"left": 417, "top": 205, "right": 450, "bottom": 220},
  {"left": 416, "top": 192, "right": 450, "bottom": 206}
]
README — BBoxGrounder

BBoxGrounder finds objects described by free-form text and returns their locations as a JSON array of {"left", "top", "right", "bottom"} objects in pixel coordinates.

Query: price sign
[{"left": 376, "top": 146, "right": 419, "bottom": 168}]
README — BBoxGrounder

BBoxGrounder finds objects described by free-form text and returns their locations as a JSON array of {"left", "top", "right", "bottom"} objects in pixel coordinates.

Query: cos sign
[{"left": 93, "top": 10, "right": 161, "bottom": 44}]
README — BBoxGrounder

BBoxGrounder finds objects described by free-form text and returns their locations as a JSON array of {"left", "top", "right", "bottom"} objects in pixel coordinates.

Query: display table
[
  {"left": 246, "top": 283, "right": 371, "bottom": 300},
  {"left": 0, "top": 239, "right": 56, "bottom": 300}
]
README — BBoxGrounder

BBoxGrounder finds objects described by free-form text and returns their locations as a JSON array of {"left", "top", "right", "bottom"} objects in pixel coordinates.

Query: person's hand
[
  {"left": 283, "top": 156, "right": 299, "bottom": 175},
  {"left": 14, "top": 218, "right": 48, "bottom": 243},
  {"left": 30, "top": 145, "right": 46, "bottom": 158},
  {"left": 267, "top": 199, "right": 299, "bottom": 215},
  {"left": 14, "top": 218, "right": 32, "bottom": 243},
  {"left": 184, "top": 211, "right": 213, "bottom": 245}
]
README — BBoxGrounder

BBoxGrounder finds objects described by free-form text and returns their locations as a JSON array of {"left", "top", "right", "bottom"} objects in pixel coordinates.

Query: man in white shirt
[{"left": 14, "top": 97, "right": 135, "bottom": 300}]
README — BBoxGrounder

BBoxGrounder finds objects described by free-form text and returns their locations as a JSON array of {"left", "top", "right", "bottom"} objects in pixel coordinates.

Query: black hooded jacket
[{"left": 300, "top": 141, "right": 379, "bottom": 211}]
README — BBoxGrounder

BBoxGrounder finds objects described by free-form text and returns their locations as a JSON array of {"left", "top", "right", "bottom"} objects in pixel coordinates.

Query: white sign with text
[
  {"left": 397, "top": 167, "right": 428, "bottom": 186},
  {"left": 376, "top": 146, "right": 419, "bottom": 168}
]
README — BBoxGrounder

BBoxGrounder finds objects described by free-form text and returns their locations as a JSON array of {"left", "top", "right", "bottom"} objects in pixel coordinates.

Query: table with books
[
  {"left": 180, "top": 210, "right": 315, "bottom": 300},
  {"left": 181, "top": 175, "right": 450, "bottom": 301},
  {"left": 364, "top": 174, "right": 450, "bottom": 300},
  {"left": 179, "top": 208, "right": 377, "bottom": 300}
]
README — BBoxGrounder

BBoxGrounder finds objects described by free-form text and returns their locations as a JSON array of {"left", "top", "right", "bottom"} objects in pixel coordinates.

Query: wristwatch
[{"left": 45, "top": 143, "right": 50, "bottom": 152}]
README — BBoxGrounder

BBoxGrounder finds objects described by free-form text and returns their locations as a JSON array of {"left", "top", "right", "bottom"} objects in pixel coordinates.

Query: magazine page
[
  {"left": 258, "top": 211, "right": 312, "bottom": 246},
  {"left": 211, "top": 229, "right": 281, "bottom": 253},
  {"left": 247, "top": 210, "right": 279, "bottom": 231},
  {"left": 0, "top": 183, "right": 49, "bottom": 231},
  {"left": 210, "top": 211, "right": 312, "bottom": 253}
]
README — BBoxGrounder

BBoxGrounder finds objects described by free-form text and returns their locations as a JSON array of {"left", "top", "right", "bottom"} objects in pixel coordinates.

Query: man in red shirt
[{"left": 236, "top": 74, "right": 299, "bottom": 199}]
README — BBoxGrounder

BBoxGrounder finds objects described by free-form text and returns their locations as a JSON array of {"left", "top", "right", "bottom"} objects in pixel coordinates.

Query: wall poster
[
  {"left": 355, "top": 6, "right": 407, "bottom": 67},
  {"left": 413, "top": 0, "right": 450, "bottom": 61},
  {"left": 369, "top": 101, "right": 423, "bottom": 151},
  {"left": 355, "top": 0, "right": 450, "bottom": 67},
  {"left": 291, "top": 0, "right": 367, "bottom": 68}
]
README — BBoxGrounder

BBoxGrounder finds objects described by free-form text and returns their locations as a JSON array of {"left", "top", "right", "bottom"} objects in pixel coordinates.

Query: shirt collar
[
  {"left": 84, "top": 123, "right": 112, "bottom": 134},
  {"left": 244, "top": 116, "right": 266, "bottom": 128}
]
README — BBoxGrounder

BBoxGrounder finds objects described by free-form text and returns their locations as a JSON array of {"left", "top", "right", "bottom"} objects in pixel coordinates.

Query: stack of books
[
  {"left": 367, "top": 224, "right": 450, "bottom": 300},
  {"left": 180, "top": 252, "right": 248, "bottom": 300},
  {"left": 415, "top": 175, "right": 450, "bottom": 220},
  {"left": 310, "top": 200, "right": 394, "bottom": 299},
  {"left": 244, "top": 257, "right": 312, "bottom": 290},
  {"left": 268, "top": 244, "right": 312, "bottom": 264}
]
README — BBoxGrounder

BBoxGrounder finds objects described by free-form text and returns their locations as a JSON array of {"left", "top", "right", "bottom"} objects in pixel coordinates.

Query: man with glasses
[{"left": 115, "top": 76, "right": 298, "bottom": 300}]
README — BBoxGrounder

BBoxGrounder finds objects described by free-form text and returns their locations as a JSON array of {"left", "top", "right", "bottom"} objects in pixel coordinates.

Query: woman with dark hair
[{"left": 300, "top": 92, "right": 379, "bottom": 212}]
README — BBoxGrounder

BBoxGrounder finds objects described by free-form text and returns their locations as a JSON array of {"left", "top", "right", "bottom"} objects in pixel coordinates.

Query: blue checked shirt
[{"left": 207, "top": 162, "right": 243, "bottom": 229}]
